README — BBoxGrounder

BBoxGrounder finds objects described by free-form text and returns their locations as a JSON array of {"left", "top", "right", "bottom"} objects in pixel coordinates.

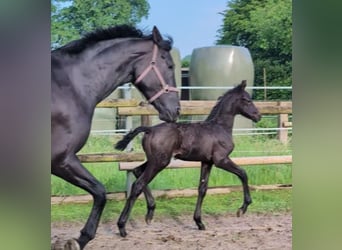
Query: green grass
[
  {"left": 51, "top": 134, "right": 292, "bottom": 195},
  {"left": 51, "top": 189, "right": 292, "bottom": 222},
  {"left": 51, "top": 134, "right": 292, "bottom": 223},
  {"left": 51, "top": 134, "right": 125, "bottom": 195}
]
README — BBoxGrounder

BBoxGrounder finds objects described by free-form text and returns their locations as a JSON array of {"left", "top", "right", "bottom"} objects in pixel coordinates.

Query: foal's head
[
  {"left": 208, "top": 80, "right": 261, "bottom": 123},
  {"left": 231, "top": 80, "right": 261, "bottom": 122}
]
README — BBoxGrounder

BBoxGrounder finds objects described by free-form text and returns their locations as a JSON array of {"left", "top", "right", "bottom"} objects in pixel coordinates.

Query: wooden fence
[
  {"left": 97, "top": 99, "right": 292, "bottom": 143},
  {"left": 51, "top": 99, "right": 293, "bottom": 204},
  {"left": 96, "top": 99, "right": 292, "bottom": 115}
]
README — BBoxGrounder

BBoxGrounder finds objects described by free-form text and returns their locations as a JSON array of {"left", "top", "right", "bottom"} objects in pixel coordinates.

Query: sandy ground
[{"left": 51, "top": 212, "right": 291, "bottom": 250}]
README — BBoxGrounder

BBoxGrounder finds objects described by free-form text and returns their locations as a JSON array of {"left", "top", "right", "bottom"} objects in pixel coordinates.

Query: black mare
[
  {"left": 52, "top": 25, "right": 180, "bottom": 249},
  {"left": 115, "top": 80, "right": 261, "bottom": 237}
]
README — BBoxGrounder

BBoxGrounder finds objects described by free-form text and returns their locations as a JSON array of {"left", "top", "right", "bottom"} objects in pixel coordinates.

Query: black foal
[{"left": 115, "top": 80, "right": 261, "bottom": 237}]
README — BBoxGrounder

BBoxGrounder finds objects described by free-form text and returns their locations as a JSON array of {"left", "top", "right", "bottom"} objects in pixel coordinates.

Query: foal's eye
[{"left": 243, "top": 98, "right": 252, "bottom": 104}]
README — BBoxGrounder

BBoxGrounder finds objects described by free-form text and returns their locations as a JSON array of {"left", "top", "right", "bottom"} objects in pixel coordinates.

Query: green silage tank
[{"left": 189, "top": 45, "right": 255, "bottom": 132}]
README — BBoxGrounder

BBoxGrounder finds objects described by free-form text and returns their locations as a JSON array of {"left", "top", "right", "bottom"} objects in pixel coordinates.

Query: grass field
[
  {"left": 51, "top": 189, "right": 292, "bottom": 222},
  {"left": 51, "top": 134, "right": 292, "bottom": 195},
  {"left": 51, "top": 129, "right": 292, "bottom": 223}
]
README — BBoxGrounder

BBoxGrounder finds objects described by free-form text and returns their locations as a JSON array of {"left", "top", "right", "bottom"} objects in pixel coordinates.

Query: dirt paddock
[{"left": 51, "top": 212, "right": 291, "bottom": 250}]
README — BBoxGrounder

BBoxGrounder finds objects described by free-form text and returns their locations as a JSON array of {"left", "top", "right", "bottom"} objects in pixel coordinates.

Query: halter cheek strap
[{"left": 134, "top": 44, "right": 179, "bottom": 103}]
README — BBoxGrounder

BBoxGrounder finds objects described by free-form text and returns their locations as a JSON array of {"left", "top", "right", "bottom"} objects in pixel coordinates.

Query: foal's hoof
[
  {"left": 64, "top": 239, "right": 80, "bottom": 250},
  {"left": 236, "top": 208, "right": 244, "bottom": 217},
  {"left": 119, "top": 228, "right": 128, "bottom": 238},
  {"left": 145, "top": 211, "right": 154, "bottom": 225},
  {"left": 197, "top": 223, "right": 206, "bottom": 230},
  {"left": 145, "top": 216, "right": 153, "bottom": 225},
  {"left": 195, "top": 218, "right": 206, "bottom": 230}
]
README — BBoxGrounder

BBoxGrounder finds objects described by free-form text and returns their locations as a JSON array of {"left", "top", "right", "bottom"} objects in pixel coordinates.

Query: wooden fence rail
[
  {"left": 51, "top": 184, "right": 292, "bottom": 205},
  {"left": 77, "top": 152, "right": 145, "bottom": 163},
  {"left": 77, "top": 153, "right": 292, "bottom": 168},
  {"left": 96, "top": 99, "right": 292, "bottom": 115},
  {"left": 119, "top": 155, "right": 292, "bottom": 170},
  {"left": 96, "top": 98, "right": 292, "bottom": 143},
  {"left": 75, "top": 152, "right": 292, "bottom": 198}
]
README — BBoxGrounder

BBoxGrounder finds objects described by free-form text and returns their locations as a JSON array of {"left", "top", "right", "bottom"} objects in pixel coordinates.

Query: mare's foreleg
[
  {"left": 214, "top": 157, "right": 251, "bottom": 217},
  {"left": 194, "top": 161, "right": 213, "bottom": 230},
  {"left": 132, "top": 163, "right": 156, "bottom": 224},
  {"left": 52, "top": 155, "right": 107, "bottom": 250}
]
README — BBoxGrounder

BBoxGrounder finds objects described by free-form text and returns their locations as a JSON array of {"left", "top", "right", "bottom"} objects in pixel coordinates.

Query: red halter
[{"left": 134, "top": 44, "right": 179, "bottom": 103}]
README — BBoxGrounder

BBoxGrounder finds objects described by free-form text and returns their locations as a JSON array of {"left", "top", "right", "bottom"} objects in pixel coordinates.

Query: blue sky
[{"left": 138, "top": 0, "right": 228, "bottom": 59}]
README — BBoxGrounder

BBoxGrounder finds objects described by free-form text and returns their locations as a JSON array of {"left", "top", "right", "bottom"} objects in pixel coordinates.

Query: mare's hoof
[
  {"left": 52, "top": 238, "right": 80, "bottom": 250},
  {"left": 197, "top": 224, "right": 206, "bottom": 230},
  {"left": 64, "top": 239, "right": 80, "bottom": 250}
]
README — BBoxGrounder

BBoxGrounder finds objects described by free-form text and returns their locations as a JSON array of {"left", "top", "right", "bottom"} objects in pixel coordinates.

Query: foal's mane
[
  {"left": 205, "top": 84, "right": 242, "bottom": 121},
  {"left": 55, "top": 24, "right": 173, "bottom": 54}
]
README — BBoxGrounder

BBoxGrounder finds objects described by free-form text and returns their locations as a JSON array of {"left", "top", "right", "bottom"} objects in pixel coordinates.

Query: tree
[
  {"left": 181, "top": 55, "right": 191, "bottom": 68},
  {"left": 51, "top": 0, "right": 150, "bottom": 48},
  {"left": 217, "top": 0, "right": 292, "bottom": 100}
]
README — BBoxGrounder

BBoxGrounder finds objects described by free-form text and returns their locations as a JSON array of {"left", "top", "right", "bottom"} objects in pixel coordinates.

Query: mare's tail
[{"left": 115, "top": 126, "right": 150, "bottom": 151}]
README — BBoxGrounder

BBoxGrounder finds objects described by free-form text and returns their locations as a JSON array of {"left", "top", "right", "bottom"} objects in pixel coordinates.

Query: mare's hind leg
[
  {"left": 213, "top": 156, "right": 251, "bottom": 217},
  {"left": 194, "top": 161, "right": 213, "bottom": 230},
  {"left": 132, "top": 163, "right": 156, "bottom": 224},
  {"left": 117, "top": 160, "right": 167, "bottom": 237},
  {"left": 52, "top": 155, "right": 106, "bottom": 249}
]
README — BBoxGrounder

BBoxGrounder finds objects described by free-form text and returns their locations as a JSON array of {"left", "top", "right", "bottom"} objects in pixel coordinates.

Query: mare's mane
[{"left": 55, "top": 24, "right": 173, "bottom": 54}]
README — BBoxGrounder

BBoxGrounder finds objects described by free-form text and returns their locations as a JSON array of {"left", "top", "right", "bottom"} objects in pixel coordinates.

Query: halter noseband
[{"left": 134, "top": 44, "right": 179, "bottom": 103}]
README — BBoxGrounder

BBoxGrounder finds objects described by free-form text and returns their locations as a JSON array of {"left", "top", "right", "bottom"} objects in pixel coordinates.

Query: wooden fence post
[
  {"left": 141, "top": 115, "right": 152, "bottom": 127},
  {"left": 125, "top": 170, "right": 135, "bottom": 198},
  {"left": 124, "top": 115, "right": 151, "bottom": 198},
  {"left": 123, "top": 84, "right": 135, "bottom": 198},
  {"left": 278, "top": 113, "right": 289, "bottom": 144}
]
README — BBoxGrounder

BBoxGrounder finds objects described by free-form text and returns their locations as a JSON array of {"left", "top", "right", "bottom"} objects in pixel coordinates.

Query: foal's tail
[{"left": 115, "top": 126, "right": 150, "bottom": 151}]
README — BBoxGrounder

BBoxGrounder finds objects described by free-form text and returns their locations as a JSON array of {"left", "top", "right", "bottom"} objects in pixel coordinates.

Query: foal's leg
[
  {"left": 52, "top": 155, "right": 106, "bottom": 249},
  {"left": 117, "top": 160, "right": 167, "bottom": 237},
  {"left": 213, "top": 156, "right": 251, "bottom": 217},
  {"left": 194, "top": 161, "right": 213, "bottom": 230},
  {"left": 132, "top": 163, "right": 156, "bottom": 224}
]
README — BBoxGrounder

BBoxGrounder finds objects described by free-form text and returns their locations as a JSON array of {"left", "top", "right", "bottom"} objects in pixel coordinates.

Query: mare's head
[
  {"left": 231, "top": 80, "right": 261, "bottom": 122},
  {"left": 55, "top": 25, "right": 180, "bottom": 123},
  {"left": 133, "top": 26, "right": 180, "bottom": 122}
]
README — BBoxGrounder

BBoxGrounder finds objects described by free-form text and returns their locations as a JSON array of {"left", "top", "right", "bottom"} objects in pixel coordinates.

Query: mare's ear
[
  {"left": 238, "top": 80, "right": 247, "bottom": 91},
  {"left": 152, "top": 26, "right": 163, "bottom": 44}
]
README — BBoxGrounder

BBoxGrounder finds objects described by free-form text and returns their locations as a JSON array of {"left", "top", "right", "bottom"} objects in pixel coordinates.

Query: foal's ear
[
  {"left": 238, "top": 80, "right": 247, "bottom": 91},
  {"left": 152, "top": 26, "right": 163, "bottom": 44}
]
